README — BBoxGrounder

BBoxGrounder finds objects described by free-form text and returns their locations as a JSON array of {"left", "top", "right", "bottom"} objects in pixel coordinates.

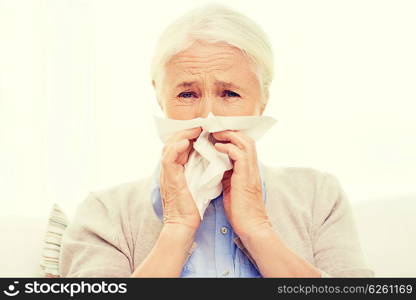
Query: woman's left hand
[{"left": 212, "top": 130, "right": 272, "bottom": 239}]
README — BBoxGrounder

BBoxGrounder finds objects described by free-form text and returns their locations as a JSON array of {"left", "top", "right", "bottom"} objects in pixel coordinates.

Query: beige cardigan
[{"left": 59, "top": 164, "right": 374, "bottom": 277}]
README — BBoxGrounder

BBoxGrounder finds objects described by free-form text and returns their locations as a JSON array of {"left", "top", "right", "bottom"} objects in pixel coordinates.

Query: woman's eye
[
  {"left": 222, "top": 90, "right": 240, "bottom": 97},
  {"left": 178, "top": 91, "right": 198, "bottom": 98}
]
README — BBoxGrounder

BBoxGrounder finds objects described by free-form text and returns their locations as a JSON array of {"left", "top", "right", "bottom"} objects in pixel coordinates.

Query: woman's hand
[
  {"left": 159, "top": 127, "right": 203, "bottom": 232},
  {"left": 212, "top": 130, "right": 272, "bottom": 239},
  {"left": 131, "top": 127, "right": 202, "bottom": 277}
]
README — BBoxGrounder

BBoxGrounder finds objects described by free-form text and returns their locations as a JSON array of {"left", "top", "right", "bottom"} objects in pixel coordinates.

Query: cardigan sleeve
[
  {"left": 311, "top": 172, "right": 374, "bottom": 277},
  {"left": 59, "top": 193, "right": 132, "bottom": 277}
]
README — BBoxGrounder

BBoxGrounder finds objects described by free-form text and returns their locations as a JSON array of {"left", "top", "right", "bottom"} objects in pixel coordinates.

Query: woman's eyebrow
[
  {"left": 175, "top": 81, "right": 198, "bottom": 89},
  {"left": 174, "top": 80, "right": 244, "bottom": 92},
  {"left": 215, "top": 81, "right": 244, "bottom": 92}
]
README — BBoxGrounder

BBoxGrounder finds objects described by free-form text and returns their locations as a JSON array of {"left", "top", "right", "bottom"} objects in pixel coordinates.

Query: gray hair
[{"left": 150, "top": 3, "right": 274, "bottom": 107}]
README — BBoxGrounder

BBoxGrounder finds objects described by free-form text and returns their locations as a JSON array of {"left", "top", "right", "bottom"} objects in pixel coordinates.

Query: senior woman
[{"left": 59, "top": 4, "right": 373, "bottom": 278}]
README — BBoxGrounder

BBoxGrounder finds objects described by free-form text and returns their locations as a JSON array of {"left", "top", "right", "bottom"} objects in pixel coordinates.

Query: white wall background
[{"left": 0, "top": 0, "right": 415, "bottom": 220}]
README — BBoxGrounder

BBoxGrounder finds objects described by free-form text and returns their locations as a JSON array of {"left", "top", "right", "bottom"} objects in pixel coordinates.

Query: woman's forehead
[
  {"left": 167, "top": 41, "right": 252, "bottom": 70},
  {"left": 163, "top": 41, "right": 258, "bottom": 89}
]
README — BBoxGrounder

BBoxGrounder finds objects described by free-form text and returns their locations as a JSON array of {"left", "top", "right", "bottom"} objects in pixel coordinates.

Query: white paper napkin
[{"left": 153, "top": 113, "right": 277, "bottom": 219}]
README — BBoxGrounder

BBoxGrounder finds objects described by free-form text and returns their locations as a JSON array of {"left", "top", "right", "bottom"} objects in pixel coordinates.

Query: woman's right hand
[
  {"left": 159, "top": 126, "right": 203, "bottom": 232},
  {"left": 131, "top": 127, "right": 202, "bottom": 277}
]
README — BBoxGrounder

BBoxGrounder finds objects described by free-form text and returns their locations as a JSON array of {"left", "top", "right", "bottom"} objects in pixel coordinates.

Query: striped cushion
[{"left": 39, "top": 204, "right": 69, "bottom": 278}]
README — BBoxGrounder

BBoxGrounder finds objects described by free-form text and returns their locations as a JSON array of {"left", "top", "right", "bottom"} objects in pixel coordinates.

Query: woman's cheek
[
  {"left": 219, "top": 101, "right": 256, "bottom": 116},
  {"left": 164, "top": 98, "right": 197, "bottom": 119}
]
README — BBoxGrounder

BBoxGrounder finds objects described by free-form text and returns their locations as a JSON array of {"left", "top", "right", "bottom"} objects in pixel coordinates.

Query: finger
[
  {"left": 214, "top": 142, "right": 245, "bottom": 163},
  {"left": 163, "top": 127, "right": 202, "bottom": 166},
  {"left": 212, "top": 130, "right": 252, "bottom": 151},
  {"left": 167, "top": 127, "right": 202, "bottom": 143},
  {"left": 212, "top": 130, "right": 257, "bottom": 163},
  {"left": 177, "top": 139, "right": 195, "bottom": 165},
  {"left": 162, "top": 139, "right": 191, "bottom": 166}
]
